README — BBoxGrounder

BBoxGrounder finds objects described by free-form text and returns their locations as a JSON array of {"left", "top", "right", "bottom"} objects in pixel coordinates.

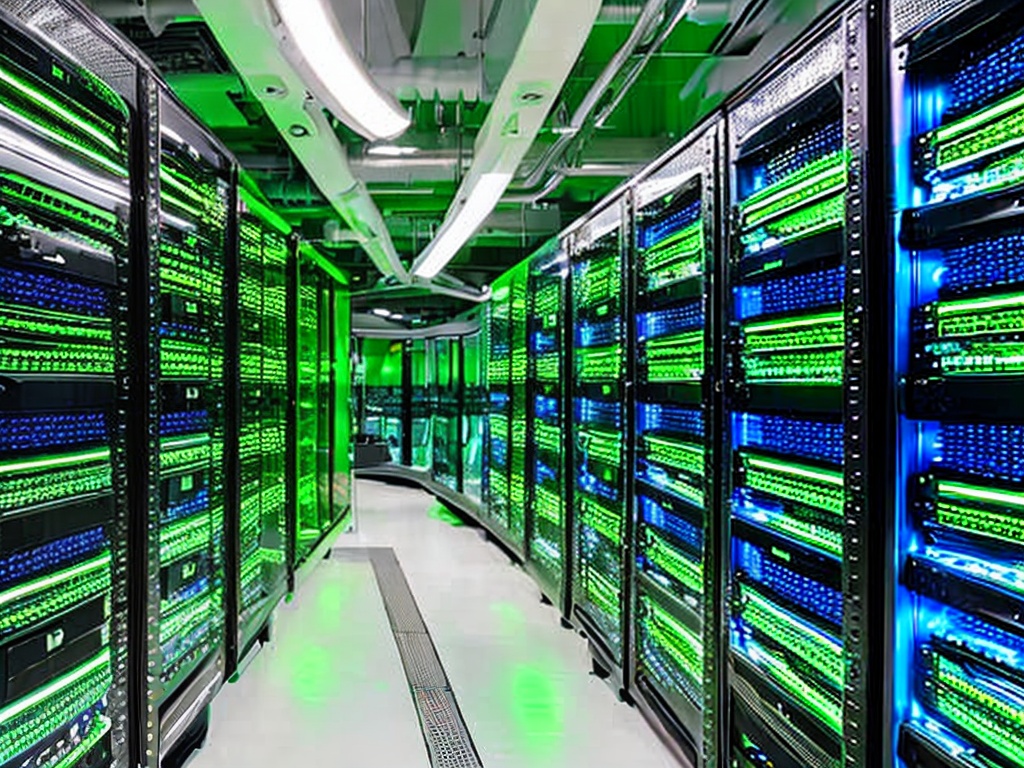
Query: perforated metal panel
[
  {"left": 891, "top": 0, "right": 972, "bottom": 43},
  {"left": 342, "top": 547, "right": 484, "bottom": 768}
]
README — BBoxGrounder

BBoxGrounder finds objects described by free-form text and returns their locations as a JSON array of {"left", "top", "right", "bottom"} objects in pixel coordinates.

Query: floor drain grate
[{"left": 336, "top": 547, "right": 484, "bottom": 767}]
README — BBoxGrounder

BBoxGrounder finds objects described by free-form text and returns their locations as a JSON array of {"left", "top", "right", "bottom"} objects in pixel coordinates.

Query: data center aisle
[
  {"left": 342, "top": 480, "right": 678, "bottom": 768},
  {"left": 189, "top": 479, "right": 678, "bottom": 767}
]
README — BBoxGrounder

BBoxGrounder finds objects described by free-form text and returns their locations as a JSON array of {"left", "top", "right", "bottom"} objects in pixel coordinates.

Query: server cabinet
[
  {"left": 525, "top": 240, "right": 570, "bottom": 611},
  {"left": 630, "top": 120, "right": 722, "bottom": 767},
  {"left": 0, "top": 8, "right": 135, "bottom": 766},
  {"left": 724, "top": 5, "right": 878, "bottom": 765},
  {"left": 891, "top": 2, "right": 1024, "bottom": 767},
  {"left": 508, "top": 264, "right": 530, "bottom": 550},
  {"left": 331, "top": 286, "right": 352, "bottom": 520},
  {"left": 569, "top": 200, "right": 630, "bottom": 674},
  {"left": 408, "top": 338, "right": 432, "bottom": 473},
  {"left": 227, "top": 197, "right": 290, "bottom": 668},
  {"left": 137, "top": 87, "right": 232, "bottom": 762},
  {"left": 485, "top": 276, "right": 513, "bottom": 540},
  {"left": 358, "top": 337, "right": 404, "bottom": 456},
  {"left": 431, "top": 337, "right": 460, "bottom": 491},
  {"left": 462, "top": 329, "right": 486, "bottom": 504}
]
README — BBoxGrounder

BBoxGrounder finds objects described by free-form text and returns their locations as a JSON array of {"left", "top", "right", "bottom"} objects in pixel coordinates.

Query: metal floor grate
[{"left": 335, "top": 547, "right": 484, "bottom": 767}]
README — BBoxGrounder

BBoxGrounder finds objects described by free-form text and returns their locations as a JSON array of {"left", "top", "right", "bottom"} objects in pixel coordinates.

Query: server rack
[
  {"left": 508, "top": 263, "right": 530, "bottom": 550},
  {"left": 226, "top": 194, "right": 290, "bottom": 671},
  {"left": 357, "top": 337, "right": 404, "bottom": 456},
  {"left": 629, "top": 119, "right": 722, "bottom": 767},
  {"left": 485, "top": 276, "right": 513, "bottom": 543},
  {"left": 462, "top": 329, "right": 486, "bottom": 503},
  {"left": 431, "top": 337, "right": 460, "bottom": 491},
  {"left": 568, "top": 199, "right": 630, "bottom": 676},
  {"left": 724, "top": 4, "right": 879, "bottom": 766},
  {"left": 135, "top": 86, "right": 233, "bottom": 763},
  {"left": 891, "top": 3, "right": 1024, "bottom": 767},
  {"left": 524, "top": 239, "right": 570, "bottom": 612},
  {"left": 330, "top": 286, "right": 353, "bottom": 521},
  {"left": 408, "top": 338, "right": 432, "bottom": 473},
  {"left": 0, "top": 7, "right": 135, "bottom": 767}
]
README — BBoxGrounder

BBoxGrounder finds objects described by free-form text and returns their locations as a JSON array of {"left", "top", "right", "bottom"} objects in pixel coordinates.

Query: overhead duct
[
  {"left": 409, "top": 0, "right": 603, "bottom": 278},
  {"left": 85, "top": 0, "right": 197, "bottom": 35},
  {"left": 370, "top": 56, "right": 483, "bottom": 102},
  {"left": 192, "top": 0, "right": 410, "bottom": 282},
  {"left": 507, "top": 0, "right": 695, "bottom": 203}
]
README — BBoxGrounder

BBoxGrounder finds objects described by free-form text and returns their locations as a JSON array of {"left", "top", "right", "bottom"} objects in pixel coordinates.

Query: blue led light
[
  {"left": 735, "top": 413, "right": 844, "bottom": 465},
  {"left": 535, "top": 395, "right": 559, "bottom": 422},
  {"left": 578, "top": 469, "right": 618, "bottom": 501},
  {"left": 0, "top": 266, "right": 109, "bottom": 317},
  {"left": 531, "top": 330, "right": 557, "bottom": 355},
  {"left": 159, "top": 320, "right": 206, "bottom": 339},
  {"left": 938, "top": 422, "right": 1024, "bottom": 483},
  {"left": 736, "top": 265, "right": 845, "bottom": 321},
  {"left": 638, "top": 403, "right": 704, "bottom": 438},
  {"left": 0, "top": 411, "right": 107, "bottom": 454},
  {"left": 940, "top": 234, "right": 1024, "bottom": 296},
  {"left": 165, "top": 574, "right": 210, "bottom": 606},
  {"left": 490, "top": 391, "right": 510, "bottom": 410},
  {"left": 924, "top": 603, "right": 1024, "bottom": 674},
  {"left": 490, "top": 437, "right": 508, "bottom": 466},
  {"left": 162, "top": 489, "right": 210, "bottom": 524},
  {"left": 574, "top": 398, "right": 621, "bottom": 428},
  {"left": 639, "top": 198, "right": 702, "bottom": 249},
  {"left": 947, "top": 32, "right": 1024, "bottom": 120},
  {"left": 735, "top": 539, "right": 843, "bottom": 627},
  {"left": 536, "top": 460, "right": 557, "bottom": 485},
  {"left": 641, "top": 495, "right": 703, "bottom": 551},
  {"left": 159, "top": 410, "right": 209, "bottom": 437},
  {"left": 637, "top": 301, "right": 704, "bottom": 342},
  {"left": 0, "top": 527, "right": 107, "bottom": 589},
  {"left": 576, "top": 319, "right": 620, "bottom": 348}
]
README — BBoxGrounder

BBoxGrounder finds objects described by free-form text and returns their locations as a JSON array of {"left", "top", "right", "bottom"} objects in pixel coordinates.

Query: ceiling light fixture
[
  {"left": 270, "top": 0, "right": 411, "bottom": 141},
  {"left": 412, "top": 172, "right": 512, "bottom": 279},
  {"left": 370, "top": 308, "right": 392, "bottom": 317},
  {"left": 367, "top": 144, "right": 419, "bottom": 157}
]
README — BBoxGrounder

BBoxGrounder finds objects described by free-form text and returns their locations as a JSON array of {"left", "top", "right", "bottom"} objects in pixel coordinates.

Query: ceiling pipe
[
  {"left": 506, "top": 0, "right": 694, "bottom": 203},
  {"left": 193, "top": 0, "right": 411, "bottom": 282},
  {"left": 409, "top": 0, "right": 603, "bottom": 278}
]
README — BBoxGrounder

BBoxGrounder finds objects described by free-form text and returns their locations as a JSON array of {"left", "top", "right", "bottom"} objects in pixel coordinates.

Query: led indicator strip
[
  {"left": 0, "top": 447, "right": 109, "bottom": 475},
  {"left": 741, "top": 153, "right": 847, "bottom": 228},
  {"left": 935, "top": 481, "right": 1024, "bottom": 546},
  {"left": 930, "top": 87, "right": 1024, "bottom": 172},
  {"left": 0, "top": 552, "right": 111, "bottom": 609},
  {"left": 53, "top": 715, "right": 111, "bottom": 768}
]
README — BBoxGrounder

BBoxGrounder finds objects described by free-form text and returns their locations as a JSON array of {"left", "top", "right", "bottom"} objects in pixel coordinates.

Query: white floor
[{"left": 191, "top": 479, "right": 680, "bottom": 768}]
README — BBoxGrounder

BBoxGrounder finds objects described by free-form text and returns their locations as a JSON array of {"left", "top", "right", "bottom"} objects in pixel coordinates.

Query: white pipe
[{"left": 192, "top": 0, "right": 410, "bottom": 282}]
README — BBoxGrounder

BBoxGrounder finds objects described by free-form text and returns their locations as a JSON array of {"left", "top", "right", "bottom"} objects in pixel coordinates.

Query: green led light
[
  {"left": 653, "top": 474, "right": 705, "bottom": 508},
  {"left": 576, "top": 345, "right": 622, "bottom": 380},
  {"left": 932, "top": 651, "right": 1024, "bottom": 766},
  {"left": 578, "top": 428, "right": 622, "bottom": 466},
  {"left": 579, "top": 496, "right": 621, "bottom": 543},
  {"left": 0, "top": 306, "right": 111, "bottom": 341},
  {"left": 160, "top": 516, "right": 210, "bottom": 562},
  {"left": 0, "top": 343, "right": 115, "bottom": 375},
  {"left": 161, "top": 340, "right": 216, "bottom": 378},
  {"left": 742, "top": 153, "right": 847, "bottom": 228},
  {"left": 642, "top": 220, "right": 704, "bottom": 289},
  {"left": 644, "top": 599, "right": 702, "bottom": 686},
  {"left": 741, "top": 585, "right": 842, "bottom": 688},
  {"left": 644, "top": 436, "right": 704, "bottom": 476},
  {"left": 576, "top": 256, "right": 622, "bottom": 308},
  {"left": 585, "top": 567, "right": 620, "bottom": 624},
  {"left": 938, "top": 481, "right": 1024, "bottom": 509},
  {"left": 0, "top": 170, "right": 118, "bottom": 233},
  {"left": 743, "top": 454, "right": 844, "bottom": 516},
  {"left": 535, "top": 352, "right": 560, "bottom": 381},
  {"left": 646, "top": 531, "right": 702, "bottom": 596},
  {"left": 0, "top": 650, "right": 110, "bottom": 763},
  {"left": 934, "top": 481, "right": 1024, "bottom": 546},
  {"left": 0, "top": 460, "right": 111, "bottom": 511},
  {"left": 160, "top": 588, "right": 215, "bottom": 644},
  {"left": 741, "top": 194, "right": 846, "bottom": 252},
  {"left": 0, "top": 447, "right": 108, "bottom": 475},
  {"left": 745, "top": 311, "right": 844, "bottom": 337},
  {"left": 931, "top": 341, "right": 1024, "bottom": 375},
  {"left": 742, "top": 348, "right": 844, "bottom": 385},
  {"left": 0, "top": 63, "right": 118, "bottom": 151},
  {"left": 0, "top": 552, "right": 110, "bottom": 610},
  {"left": 746, "top": 639, "right": 842, "bottom": 734},
  {"left": 534, "top": 485, "right": 563, "bottom": 524},
  {"left": 644, "top": 331, "right": 704, "bottom": 382},
  {"left": 534, "top": 422, "right": 561, "bottom": 454}
]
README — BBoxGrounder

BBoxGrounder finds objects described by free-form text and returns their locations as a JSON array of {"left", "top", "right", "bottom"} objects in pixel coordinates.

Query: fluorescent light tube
[
  {"left": 371, "top": 308, "right": 392, "bottom": 317},
  {"left": 271, "top": 0, "right": 410, "bottom": 141},
  {"left": 413, "top": 172, "right": 512, "bottom": 279}
]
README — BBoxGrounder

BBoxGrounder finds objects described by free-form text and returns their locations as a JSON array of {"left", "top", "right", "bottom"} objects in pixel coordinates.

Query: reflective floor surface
[{"left": 189, "top": 479, "right": 680, "bottom": 768}]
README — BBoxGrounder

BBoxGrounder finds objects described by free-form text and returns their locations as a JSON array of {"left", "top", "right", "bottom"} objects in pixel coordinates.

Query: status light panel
[
  {"left": 155, "top": 131, "right": 228, "bottom": 699},
  {"left": 633, "top": 176, "right": 710, "bottom": 740},
  {"left": 897, "top": 17, "right": 1024, "bottom": 768},
  {"left": 509, "top": 270, "right": 529, "bottom": 545},
  {"left": 486, "top": 280, "right": 513, "bottom": 533},
  {"left": 0, "top": 19, "right": 129, "bottom": 768},
  {"left": 728, "top": 83, "right": 848, "bottom": 765},
  {"left": 572, "top": 229, "right": 626, "bottom": 656}
]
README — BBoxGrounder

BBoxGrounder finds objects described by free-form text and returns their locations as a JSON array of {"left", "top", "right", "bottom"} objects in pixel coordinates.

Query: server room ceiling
[{"left": 95, "top": 0, "right": 841, "bottom": 320}]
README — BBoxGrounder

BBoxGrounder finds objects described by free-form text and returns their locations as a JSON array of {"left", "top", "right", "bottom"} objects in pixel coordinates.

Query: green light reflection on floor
[
  {"left": 508, "top": 663, "right": 567, "bottom": 760},
  {"left": 427, "top": 500, "right": 465, "bottom": 527}
]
